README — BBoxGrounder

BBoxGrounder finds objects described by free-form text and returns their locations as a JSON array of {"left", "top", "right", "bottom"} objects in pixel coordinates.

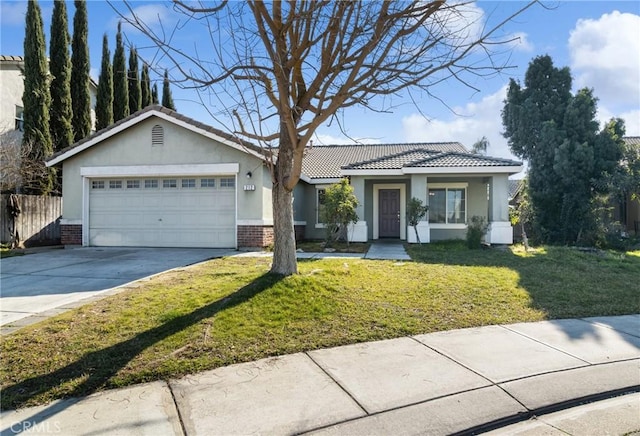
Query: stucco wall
[
  {"left": 0, "top": 62, "right": 23, "bottom": 134},
  {"left": 61, "top": 116, "right": 271, "bottom": 221}
]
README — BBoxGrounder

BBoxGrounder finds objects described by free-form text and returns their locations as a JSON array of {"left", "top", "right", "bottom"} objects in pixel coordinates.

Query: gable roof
[
  {"left": 301, "top": 142, "right": 467, "bottom": 180},
  {"left": 47, "top": 105, "right": 266, "bottom": 166}
]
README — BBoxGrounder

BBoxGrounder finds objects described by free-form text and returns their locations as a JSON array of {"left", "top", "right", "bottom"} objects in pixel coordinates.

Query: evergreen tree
[
  {"left": 70, "top": 0, "right": 91, "bottom": 141},
  {"left": 22, "top": 0, "right": 53, "bottom": 195},
  {"left": 112, "top": 22, "right": 129, "bottom": 121},
  {"left": 127, "top": 46, "right": 141, "bottom": 114},
  {"left": 140, "top": 63, "right": 152, "bottom": 107},
  {"left": 151, "top": 83, "right": 159, "bottom": 104},
  {"left": 49, "top": 0, "right": 73, "bottom": 152},
  {"left": 95, "top": 33, "right": 113, "bottom": 131},
  {"left": 502, "top": 55, "right": 623, "bottom": 245},
  {"left": 161, "top": 69, "right": 176, "bottom": 110}
]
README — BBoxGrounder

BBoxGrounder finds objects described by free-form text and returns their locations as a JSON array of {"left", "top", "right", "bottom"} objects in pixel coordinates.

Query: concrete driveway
[{"left": 0, "top": 247, "right": 235, "bottom": 331}]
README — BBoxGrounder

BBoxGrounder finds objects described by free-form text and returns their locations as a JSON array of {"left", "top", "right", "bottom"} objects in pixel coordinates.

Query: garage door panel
[{"left": 89, "top": 177, "right": 236, "bottom": 248}]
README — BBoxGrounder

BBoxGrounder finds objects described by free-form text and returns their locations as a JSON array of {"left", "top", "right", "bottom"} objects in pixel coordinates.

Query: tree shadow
[
  {"left": 406, "top": 242, "right": 640, "bottom": 346},
  {"left": 0, "top": 272, "right": 282, "bottom": 421}
]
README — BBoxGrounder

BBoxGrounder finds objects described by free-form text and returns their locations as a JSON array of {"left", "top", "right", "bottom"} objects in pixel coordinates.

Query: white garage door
[{"left": 89, "top": 176, "right": 236, "bottom": 248}]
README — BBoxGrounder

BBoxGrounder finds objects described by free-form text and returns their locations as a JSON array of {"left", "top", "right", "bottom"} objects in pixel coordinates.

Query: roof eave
[{"left": 403, "top": 165, "right": 523, "bottom": 175}]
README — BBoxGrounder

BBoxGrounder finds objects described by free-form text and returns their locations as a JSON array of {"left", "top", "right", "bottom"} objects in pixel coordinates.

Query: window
[
  {"left": 109, "top": 180, "right": 123, "bottom": 189},
  {"left": 317, "top": 188, "right": 326, "bottom": 224},
  {"left": 15, "top": 106, "right": 24, "bottom": 131},
  {"left": 151, "top": 125, "right": 164, "bottom": 147},
  {"left": 220, "top": 177, "right": 235, "bottom": 188},
  {"left": 92, "top": 180, "right": 105, "bottom": 189},
  {"left": 126, "top": 180, "right": 140, "bottom": 189},
  {"left": 428, "top": 186, "right": 466, "bottom": 224},
  {"left": 200, "top": 178, "right": 216, "bottom": 188},
  {"left": 144, "top": 179, "right": 158, "bottom": 188},
  {"left": 181, "top": 179, "right": 196, "bottom": 188},
  {"left": 163, "top": 179, "right": 177, "bottom": 188}
]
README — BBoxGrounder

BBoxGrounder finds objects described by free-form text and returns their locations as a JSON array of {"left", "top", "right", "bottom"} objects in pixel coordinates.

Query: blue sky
[{"left": 1, "top": 1, "right": 639, "bottom": 163}]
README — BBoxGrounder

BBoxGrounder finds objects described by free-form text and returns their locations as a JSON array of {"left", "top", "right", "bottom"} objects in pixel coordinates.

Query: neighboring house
[
  {"left": 1, "top": 55, "right": 98, "bottom": 192},
  {"left": 0, "top": 55, "right": 99, "bottom": 137},
  {"left": 47, "top": 105, "right": 522, "bottom": 248}
]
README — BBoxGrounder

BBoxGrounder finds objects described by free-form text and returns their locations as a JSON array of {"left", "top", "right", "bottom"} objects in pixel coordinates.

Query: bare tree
[
  {"left": 1, "top": 131, "right": 54, "bottom": 194},
  {"left": 111, "top": 0, "right": 539, "bottom": 275}
]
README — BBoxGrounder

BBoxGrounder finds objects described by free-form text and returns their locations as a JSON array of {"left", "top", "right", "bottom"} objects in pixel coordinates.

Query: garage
[{"left": 88, "top": 175, "right": 236, "bottom": 248}]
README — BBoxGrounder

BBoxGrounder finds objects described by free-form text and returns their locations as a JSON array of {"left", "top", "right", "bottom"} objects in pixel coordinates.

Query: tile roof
[
  {"left": 623, "top": 136, "right": 640, "bottom": 146},
  {"left": 0, "top": 55, "right": 24, "bottom": 62},
  {"left": 406, "top": 152, "right": 522, "bottom": 168},
  {"left": 508, "top": 179, "right": 524, "bottom": 200},
  {"left": 302, "top": 142, "right": 468, "bottom": 179}
]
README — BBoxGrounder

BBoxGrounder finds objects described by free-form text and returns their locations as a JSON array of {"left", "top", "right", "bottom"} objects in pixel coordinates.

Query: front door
[{"left": 379, "top": 189, "right": 401, "bottom": 238}]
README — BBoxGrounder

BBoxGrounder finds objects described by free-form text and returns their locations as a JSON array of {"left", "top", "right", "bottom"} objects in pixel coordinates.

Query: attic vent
[{"left": 151, "top": 125, "right": 164, "bottom": 146}]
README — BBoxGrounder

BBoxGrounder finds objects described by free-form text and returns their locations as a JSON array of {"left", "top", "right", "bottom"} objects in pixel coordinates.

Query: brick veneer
[
  {"left": 237, "top": 225, "right": 305, "bottom": 248},
  {"left": 61, "top": 224, "right": 82, "bottom": 245}
]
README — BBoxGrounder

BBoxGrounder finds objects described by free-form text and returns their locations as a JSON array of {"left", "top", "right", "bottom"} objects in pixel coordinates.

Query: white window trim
[
  {"left": 427, "top": 182, "right": 468, "bottom": 227},
  {"left": 373, "top": 183, "right": 406, "bottom": 240}
]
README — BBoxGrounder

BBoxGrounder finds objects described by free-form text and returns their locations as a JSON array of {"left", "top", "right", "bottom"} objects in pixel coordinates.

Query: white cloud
[
  {"left": 597, "top": 106, "right": 640, "bottom": 137},
  {"left": 402, "top": 86, "right": 518, "bottom": 161},
  {"left": 507, "top": 31, "right": 533, "bottom": 52},
  {"left": 429, "top": 1, "right": 485, "bottom": 47},
  {"left": 569, "top": 11, "right": 640, "bottom": 109},
  {"left": 110, "top": 3, "right": 174, "bottom": 37},
  {"left": 312, "top": 133, "right": 381, "bottom": 146},
  {"left": 0, "top": 2, "right": 25, "bottom": 26}
]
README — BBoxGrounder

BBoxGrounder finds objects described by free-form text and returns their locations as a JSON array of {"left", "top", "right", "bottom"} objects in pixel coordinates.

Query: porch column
[
  {"left": 408, "top": 174, "right": 430, "bottom": 243},
  {"left": 348, "top": 176, "right": 368, "bottom": 242},
  {"left": 487, "top": 174, "right": 513, "bottom": 244}
]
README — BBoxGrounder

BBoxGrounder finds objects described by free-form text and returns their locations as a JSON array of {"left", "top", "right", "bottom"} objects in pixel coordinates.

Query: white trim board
[{"left": 80, "top": 164, "right": 239, "bottom": 178}]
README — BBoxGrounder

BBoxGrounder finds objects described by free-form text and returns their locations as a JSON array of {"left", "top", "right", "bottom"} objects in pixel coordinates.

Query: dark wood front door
[{"left": 379, "top": 189, "right": 400, "bottom": 238}]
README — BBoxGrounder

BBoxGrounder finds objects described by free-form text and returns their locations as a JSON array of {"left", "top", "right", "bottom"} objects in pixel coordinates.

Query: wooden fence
[{"left": 1, "top": 194, "right": 62, "bottom": 247}]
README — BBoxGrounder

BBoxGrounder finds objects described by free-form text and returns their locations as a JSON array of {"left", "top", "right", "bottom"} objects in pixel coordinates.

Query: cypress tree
[
  {"left": 70, "top": 0, "right": 91, "bottom": 141},
  {"left": 140, "top": 63, "right": 151, "bottom": 108},
  {"left": 113, "top": 22, "right": 129, "bottom": 121},
  {"left": 95, "top": 33, "right": 113, "bottom": 131},
  {"left": 127, "top": 46, "right": 141, "bottom": 114},
  {"left": 161, "top": 69, "right": 176, "bottom": 110},
  {"left": 151, "top": 83, "right": 159, "bottom": 105},
  {"left": 49, "top": 0, "right": 73, "bottom": 152},
  {"left": 22, "top": 0, "right": 53, "bottom": 195}
]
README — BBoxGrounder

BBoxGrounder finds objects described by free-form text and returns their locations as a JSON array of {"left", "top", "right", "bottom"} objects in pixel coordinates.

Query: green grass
[
  {"left": 1, "top": 244, "right": 639, "bottom": 410},
  {"left": 0, "top": 246, "right": 25, "bottom": 258}
]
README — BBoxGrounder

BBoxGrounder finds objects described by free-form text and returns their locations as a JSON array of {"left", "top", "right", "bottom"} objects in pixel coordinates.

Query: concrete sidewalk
[{"left": 2, "top": 315, "right": 638, "bottom": 435}]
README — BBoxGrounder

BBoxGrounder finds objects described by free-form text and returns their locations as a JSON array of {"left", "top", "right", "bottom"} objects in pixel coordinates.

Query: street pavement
[
  {"left": 1, "top": 315, "right": 638, "bottom": 435},
  {"left": 0, "top": 243, "right": 638, "bottom": 435}
]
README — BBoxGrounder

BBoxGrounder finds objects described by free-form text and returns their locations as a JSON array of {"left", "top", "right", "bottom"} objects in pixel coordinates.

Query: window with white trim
[
  {"left": 181, "top": 178, "right": 196, "bottom": 188},
  {"left": 151, "top": 125, "right": 164, "bottom": 146},
  {"left": 220, "top": 177, "right": 235, "bottom": 188},
  {"left": 144, "top": 179, "right": 158, "bottom": 188},
  {"left": 200, "top": 178, "right": 216, "bottom": 188},
  {"left": 163, "top": 179, "right": 177, "bottom": 188},
  {"left": 317, "top": 188, "right": 327, "bottom": 224},
  {"left": 109, "top": 180, "right": 123, "bottom": 189},
  {"left": 126, "top": 180, "right": 140, "bottom": 189},
  {"left": 428, "top": 186, "right": 466, "bottom": 224},
  {"left": 92, "top": 180, "right": 105, "bottom": 189},
  {"left": 15, "top": 106, "right": 24, "bottom": 131}
]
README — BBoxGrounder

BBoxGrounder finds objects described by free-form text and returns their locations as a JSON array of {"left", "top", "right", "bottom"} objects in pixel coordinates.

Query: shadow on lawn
[
  {"left": 406, "top": 241, "right": 640, "bottom": 344},
  {"left": 0, "top": 272, "right": 282, "bottom": 419}
]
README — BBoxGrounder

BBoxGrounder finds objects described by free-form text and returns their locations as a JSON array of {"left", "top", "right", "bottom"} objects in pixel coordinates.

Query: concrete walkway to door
[{"left": 364, "top": 241, "right": 411, "bottom": 260}]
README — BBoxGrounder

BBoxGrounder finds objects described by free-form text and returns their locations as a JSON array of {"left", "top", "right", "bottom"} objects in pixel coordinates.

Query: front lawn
[{"left": 2, "top": 244, "right": 638, "bottom": 410}]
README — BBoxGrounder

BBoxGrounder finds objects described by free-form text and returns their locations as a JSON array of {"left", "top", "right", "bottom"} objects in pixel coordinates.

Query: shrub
[{"left": 466, "top": 216, "right": 488, "bottom": 249}]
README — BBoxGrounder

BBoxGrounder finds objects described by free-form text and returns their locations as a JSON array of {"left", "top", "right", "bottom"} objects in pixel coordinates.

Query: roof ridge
[
  {"left": 314, "top": 141, "right": 463, "bottom": 149},
  {"left": 341, "top": 148, "right": 441, "bottom": 169}
]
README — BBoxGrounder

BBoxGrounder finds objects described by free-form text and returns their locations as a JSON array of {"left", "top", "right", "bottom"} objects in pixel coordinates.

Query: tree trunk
[
  {"left": 271, "top": 182, "right": 298, "bottom": 275},
  {"left": 270, "top": 132, "right": 299, "bottom": 276},
  {"left": 413, "top": 225, "right": 421, "bottom": 245}
]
